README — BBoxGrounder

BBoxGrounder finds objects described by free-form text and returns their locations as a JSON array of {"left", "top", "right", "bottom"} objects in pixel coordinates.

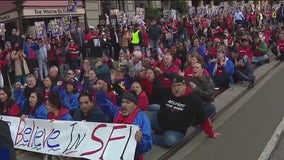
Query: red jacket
[
  {"left": 137, "top": 91, "right": 149, "bottom": 111},
  {"left": 1, "top": 101, "right": 20, "bottom": 117},
  {"left": 158, "top": 63, "right": 180, "bottom": 87}
]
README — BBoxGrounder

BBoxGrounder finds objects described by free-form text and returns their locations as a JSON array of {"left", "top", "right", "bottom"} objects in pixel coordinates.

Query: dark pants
[
  {"left": 213, "top": 72, "right": 231, "bottom": 88},
  {"left": 233, "top": 67, "right": 254, "bottom": 83},
  {"left": 112, "top": 43, "right": 121, "bottom": 61},
  {"left": 26, "top": 59, "right": 38, "bottom": 74}
]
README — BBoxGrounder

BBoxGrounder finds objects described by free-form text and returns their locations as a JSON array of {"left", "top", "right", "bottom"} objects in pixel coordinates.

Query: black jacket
[{"left": 0, "top": 120, "right": 17, "bottom": 160}]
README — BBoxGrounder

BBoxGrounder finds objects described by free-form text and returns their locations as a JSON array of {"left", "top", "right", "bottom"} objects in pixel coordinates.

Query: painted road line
[{"left": 258, "top": 117, "right": 284, "bottom": 160}]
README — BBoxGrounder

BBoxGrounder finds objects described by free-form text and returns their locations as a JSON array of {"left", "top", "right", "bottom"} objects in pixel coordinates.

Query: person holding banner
[
  {"left": 0, "top": 120, "right": 17, "bottom": 160},
  {"left": 73, "top": 91, "right": 109, "bottom": 122},
  {"left": 96, "top": 80, "right": 152, "bottom": 160},
  {"left": 46, "top": 91, "right": 73, "bottom": 121}
]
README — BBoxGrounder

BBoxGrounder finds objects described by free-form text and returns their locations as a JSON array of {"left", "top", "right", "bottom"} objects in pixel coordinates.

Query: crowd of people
[{"left": 1, "top": 2, "right": 284, "bottom": 160}]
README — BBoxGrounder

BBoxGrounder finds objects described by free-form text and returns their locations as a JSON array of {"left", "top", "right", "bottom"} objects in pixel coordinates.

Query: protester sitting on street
[
  {"left": 96, "top": 80, "right": 152, "bottom": 159},
  {"left": 251, "top": 32, "right": 269, "bottom": 65},
  {"left": 145, "top": 75, "right": 220, "bottom": 148},
  {"left": 46, "top": 91, "right": 73, "bottom": 121},
  {"left": 229, "top": 48, "right": 255, "bottom": 88},
  {"left": 139, "top": 67, "right": 165, "bottom": 110},
  {"left": 276, "top": 33, "right": 284, "bottom": 60},
  {"left": 184, "top": 53, "right": 209, "bottom": 79},
  {"left": 0, "top": 86, "right": 21, "bottom": 117},
  {"left": 78, "top": 57, "right": 91, "bottom": 82},
  {"left": 0, "top": 120, "right": 17, "bottom": 160},
  {"left": 43, "top": 76, "right": 55, "bottom": 103},
  {"left": 238, "top": 37, "right": 254, "bottom": 62},
  {"left": 112, "top": 65, "right": 133, "bottom": 91},
  {"left": 21, "top": 90, "right": 48, "bottom": 119},
  {"left": 55, "top": 78, "right": 80, "bottom": 117},
  {"left": 188, "top": 37, "right": 208, "bottom": 64},
  {"left": 187, "top": 62, "right": 217, "bottom": 119},
  {"left": 82, "top": 68, "right": 98, "bottom": 94},
  {"left": 131, "top": 81, "right": 149, "bottom": 111},
  {"left": 155, "top": 53, "right": 180, "bottom": 87},
  {"left": 73, "top": 91, "right": 109, "bottom": 122},
  {"left": 94, "top": 57, "right": 111, "bottom": 83},
  {"left": 208, "top": 46, "right": 234, "bottom": 90},
  {"left": 48, "top": 66, "right": 64, "bottom": 86},
  {"left": 14, "top": 74, "right": 43, "bottom": 114}
]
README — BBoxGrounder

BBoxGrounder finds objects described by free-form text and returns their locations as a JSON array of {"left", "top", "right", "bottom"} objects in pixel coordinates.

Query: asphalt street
[{"left": 182, "top": 63, "right": 284, "bottom": 160}]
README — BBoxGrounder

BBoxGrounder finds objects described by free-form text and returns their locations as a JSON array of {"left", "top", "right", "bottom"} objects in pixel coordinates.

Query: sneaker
[
  {"left": 248, "top": 82, "right": 254, "bottom": 88},
  {"left": 214, "top": 87, "right": 220, "bottom": 90}
]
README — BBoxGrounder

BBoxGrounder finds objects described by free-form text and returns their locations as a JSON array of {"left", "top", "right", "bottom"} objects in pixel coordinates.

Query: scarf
[{"left": 113, "top": 107, "right": 140, "bottom": 124}]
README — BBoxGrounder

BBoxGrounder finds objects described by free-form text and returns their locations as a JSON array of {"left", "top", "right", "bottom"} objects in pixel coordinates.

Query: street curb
[{"left": 214, "top": 61, "right": 282, "bottom": 120}]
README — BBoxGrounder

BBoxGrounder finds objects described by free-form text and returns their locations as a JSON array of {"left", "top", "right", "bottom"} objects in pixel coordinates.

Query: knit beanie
[{"left": 122, "top": 90, "right": 138, "bottom": 105}]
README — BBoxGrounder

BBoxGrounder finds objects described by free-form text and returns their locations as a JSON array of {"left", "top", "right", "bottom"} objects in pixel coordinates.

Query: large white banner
[{"left": 0, "top": 115, "right": 139, "bottom": 160}]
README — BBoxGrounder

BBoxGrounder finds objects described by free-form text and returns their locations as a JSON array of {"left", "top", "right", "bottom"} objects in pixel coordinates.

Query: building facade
[
  {"left": 0, "top": 0, "right": 280, "bottom": 36},
  {"left": 0, "top": 0, "right": 85, "bottom": 37}
]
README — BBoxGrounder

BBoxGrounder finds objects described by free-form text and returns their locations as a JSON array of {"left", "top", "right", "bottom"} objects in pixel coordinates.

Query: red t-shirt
[
  {"left": 30, "top": 48, "right": 36, "bottom": 59},
  {"left": 68, "top": 44, "right": 79, "bottom": 60},
  {"left": 238, "top": 46, "right": 253, "bottom": 62},
  {"left": 215, "top": 65, "right": 224, "bottom": 77},
  {"left": 277, "top": 40, "right": 284, "bottom": 52}
]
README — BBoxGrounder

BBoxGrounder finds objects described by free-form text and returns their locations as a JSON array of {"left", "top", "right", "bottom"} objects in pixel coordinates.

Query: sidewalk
[{"left": 144, "top": 60, "right": 282, "bottom": 160}]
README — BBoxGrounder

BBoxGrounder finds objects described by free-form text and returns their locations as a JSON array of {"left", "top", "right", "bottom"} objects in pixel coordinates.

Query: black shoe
[{"left": 248, "top": 76, "right": 255, "bottom": 88}]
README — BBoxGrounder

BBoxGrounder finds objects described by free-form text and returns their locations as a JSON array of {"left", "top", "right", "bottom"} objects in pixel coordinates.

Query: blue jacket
[
  {"left": 54, "top": 86, "right": 80, "bottom": 111},
  {"left": 23, "top": 42, "right": 40, "bottom": 59},
  {"left": 30, "top": 103, "right": 48, "bottom": 119},
  {"left": 96, "top": 90, "right": 152, "bottom": 155},
  {"left": 14, "top": 88, "right": 29, "bottom": 114},
  {"left": 208, "top": 57, "right": 235, "bottom": 83},
  {"left": 188, "top": 45, "right": 208, "bottom": 63}
]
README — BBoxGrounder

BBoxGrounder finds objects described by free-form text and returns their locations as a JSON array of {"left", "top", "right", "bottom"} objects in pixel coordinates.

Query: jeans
[
  {"left": 252, "top": 55, "right": 269, "bottom": 64},
  {"left": 148, "top": 104, "right": 160, "bottom": 112},
  {"left": 144, "top": 106, "right": 185, "bottom": 148},
  {"left": 203, "top": 103, "right": 217, "bottom": 119},
  {"left": 38, "top": 59, "right": 48, "bottom": 80}
]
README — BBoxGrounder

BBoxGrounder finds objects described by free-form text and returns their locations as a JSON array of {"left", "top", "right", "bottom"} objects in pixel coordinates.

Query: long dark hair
[
  {"left": 47, "top": 91, "right": 62, "bottom": 110},
  {"left": 29, "top": 89, "right": 44, "bottom": 115},
  {"left": 0, "top": 87, "right": 17, "bottom": 115}
]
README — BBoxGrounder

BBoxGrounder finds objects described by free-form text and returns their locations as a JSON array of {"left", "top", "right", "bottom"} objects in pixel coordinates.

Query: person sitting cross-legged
[
  {"left": 145, "top": 75, "right": 220, "bottom": 148},
  {"left": 229, "top": 48, "right": 255, "bottom": 88}
]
